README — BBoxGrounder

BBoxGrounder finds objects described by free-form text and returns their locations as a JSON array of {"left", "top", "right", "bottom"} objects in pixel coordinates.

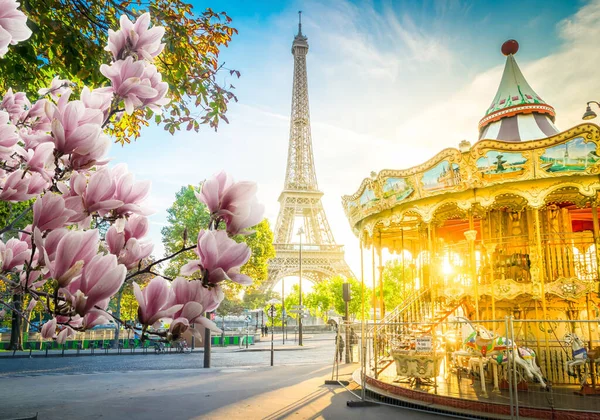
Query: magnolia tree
[{"left": 0, "top": 2, "right": 263, "bottom": 347}]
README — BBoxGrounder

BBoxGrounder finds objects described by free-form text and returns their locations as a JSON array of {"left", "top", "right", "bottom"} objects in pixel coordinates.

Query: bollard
[
  {"left": 28, "top": 345, "right": 32, "bottom": 358},
  {"left": 45, "top": 343, "right": 49, "bottom": 358}
]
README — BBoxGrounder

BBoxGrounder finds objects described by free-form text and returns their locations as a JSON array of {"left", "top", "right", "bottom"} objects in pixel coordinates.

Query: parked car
[{"left": 0, "top": 327, "right": 10, "bottom": 333}]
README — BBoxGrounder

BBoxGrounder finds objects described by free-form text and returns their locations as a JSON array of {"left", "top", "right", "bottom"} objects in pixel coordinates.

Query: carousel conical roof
[{"left": 478, "top": 40, "right": 559, "bottom": 142}]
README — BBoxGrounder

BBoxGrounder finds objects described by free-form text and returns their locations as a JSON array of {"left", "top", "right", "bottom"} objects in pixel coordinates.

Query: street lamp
[
  {"left": 266, "top": 298, "right": 280, "bottom": 366},
  {"left": 282, "top": 276, "right": 285, "bottom": 345},
  {"left": 297, "top": 226, "right": 304, "bottom": 346},
  {"left": 582, "top": 101, "right": 600, "bottom": 120}
]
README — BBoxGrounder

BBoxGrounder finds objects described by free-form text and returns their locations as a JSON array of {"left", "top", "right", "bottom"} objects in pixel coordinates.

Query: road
[
  {"left": 0, "top": 333, "right": 451, "bottom": 420},
  {"left": 0, "top": 334, "right": 336, "bottom": 378}
]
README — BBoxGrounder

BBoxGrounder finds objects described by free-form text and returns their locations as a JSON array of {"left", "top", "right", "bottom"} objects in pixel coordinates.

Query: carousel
[{"left": 343, "top": 40, "right": 600, "bottom": 418}]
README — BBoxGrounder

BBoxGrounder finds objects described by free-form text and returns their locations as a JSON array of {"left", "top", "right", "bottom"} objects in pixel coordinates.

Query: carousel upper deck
[{"left": 343, "top": 123, "right": 600, "bottom": 320}]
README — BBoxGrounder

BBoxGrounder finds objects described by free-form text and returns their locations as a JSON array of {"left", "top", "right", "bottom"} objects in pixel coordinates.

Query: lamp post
[
  {"left": 582, "top": 101, "right": 600, "bottom": 120},
  {"left": 266, "top": 298, "right": 280, "bottom": 366},
  {"left": 282, "top": 277, "right": 285, "bottom": 345},
  {"left": 297, "top": 226, "right": 304, "bottom": 346}
]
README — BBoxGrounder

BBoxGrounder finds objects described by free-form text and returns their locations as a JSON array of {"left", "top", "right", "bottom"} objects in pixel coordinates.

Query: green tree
[
  {"left": 0, "top": 200, "right": 34, "bottom": 349},
  {"left": 304, "top": 276, "right": 371, "bottom": 321},
  {"left": 1, "top": 0, "right": 239, "bottom": 143},
  {"left": 304, "top": 281, "right": 333, "bottom": 321},
  {"left": 243, "top": 288, "right": 278, "bottom": 310},
  {"left": 382, "top": 260, "right": 413, "bottom": 312},
  {"left": 160, "top": 184, "right": 275, "bottom": 293},
  {"left": 216, "top": 295, "right": 244, "bottom": 318},
  {"left": 0, "top": 200, "right": 34, "bottom": 239},
  {"left": 161, "top": 185, "right": 211, "bottom": 279}
]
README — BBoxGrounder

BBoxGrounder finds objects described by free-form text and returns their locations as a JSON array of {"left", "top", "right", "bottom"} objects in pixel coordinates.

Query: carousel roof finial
[
  {"left": 501, "top": 39, "right": 519, "bottom": 56},
  {"left": 478, "top": 39, "right": 559, "bottom": 142}
]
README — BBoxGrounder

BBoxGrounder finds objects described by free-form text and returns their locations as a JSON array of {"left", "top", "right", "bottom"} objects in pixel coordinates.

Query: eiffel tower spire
[
  {"left": 266, "top": 14, "right": 353, "bottom": 290},
  {"left": 285, "top": 10, "right": 317, "bottom": 191}
]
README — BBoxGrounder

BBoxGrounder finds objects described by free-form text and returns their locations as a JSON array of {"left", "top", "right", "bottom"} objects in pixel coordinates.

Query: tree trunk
[
  {"left": 9, "top": 293, "right": 22, "bottom": 350},
  {"left": 112, "top": 287, "right": 124, "bottom": 348}
]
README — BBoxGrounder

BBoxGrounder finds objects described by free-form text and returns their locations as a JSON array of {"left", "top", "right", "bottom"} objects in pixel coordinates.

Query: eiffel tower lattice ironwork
[{"left": 266, "top": 14, "right": 353, "bottom": 290}]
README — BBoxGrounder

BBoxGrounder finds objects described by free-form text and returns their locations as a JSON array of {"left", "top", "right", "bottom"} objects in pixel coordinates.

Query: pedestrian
[
  {"left": 335, "top": 332, "right": 345, "bottom": 362},
  {"left": 265, "top": 325, "right": 269, "bottom": 336}
]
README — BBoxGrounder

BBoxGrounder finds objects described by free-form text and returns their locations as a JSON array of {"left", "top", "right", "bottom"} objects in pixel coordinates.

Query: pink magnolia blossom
[
  {"left": 67, "top": 253, "right": 126, "bottom": 316},
  {"left": 33, "top": 227, "right": 68, "bottom": 265},
  {"left": 0, "top": 111, "right": 19, "bottom": 159},
  {"left": 56, "top": 326, "right": 76, "bottom": 344},
  {"left": 168, "top": 277, "right": 224, "bottom": 315},
  {"left": 0, "top": 0, "right": 32, "bottom": 57},
  {"left": 106, "top": 215, "right": 152, "bottom": 268},
  {"left": 40, "top": 318, "right": 57, "bottom": 340},
  {"left": 196, "top": 171, "right": 264, "bottom": 235},
  {"left": 69, "top": 133, "right": 110, "bottom": 171},
  {"left": 48, "top": 89, "right": 104, "bottom": 156},
  {"left": 37, "top": 76, "right": 73, "bottom": 101},
  {"left": 138, "top": 64, "right": 170, "bottom": 112},
  {"left": 124, "top": 214, "right": 149, "bottom": 239},
  {"left": 100, "top": 57, "right": 159, "bottom": 115},
  {"left": 0, "top": 238, "right": 31, "bottom": 270},
  {"left": 169, "top": 301, "right": 221, "bottom": 341},
  {"left": 46, "top": 229, "right": 99, "bottom": 287},
  {"left": 25, "top": 142, "right": 56, "bottom": 181},
  {"left": 133, "top": 276, "right": 182, "bottom": 327},
  {"left": 19, "top": 269, "right": 43, "bottom": 289},
  {"left": 0, "top": 88, "right": 30, "bottom": 123},
  {"left": 180, "top": 230, "right": 252, "bottom": 286},
  {"left": 0, "top": 170, "right": 47, "bottom": 202},
  {"left": 106, "top": 13, "right": 165, "bottom": 61},
  {"left": 33, "top": 193, "right": 77, "bottom": 231},
  {"left": 112, "top": 164, "right": 151, "bottom": 216},
  {"left": 116, "top": 237, "right": 153, "bottom": 269},
  {"left": 80, "top": 86, "right": 113, "bottom": 120},
  {"left": 81, "top": 309, "right": 110, "bottom": 329},
  {"left": 81, "top": 168, "right": 123, "bottom": 214}
]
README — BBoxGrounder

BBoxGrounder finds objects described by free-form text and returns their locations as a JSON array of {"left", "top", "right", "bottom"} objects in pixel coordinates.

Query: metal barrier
[{"left": 338, "top": 317, "right": 600, "bottom": 419}]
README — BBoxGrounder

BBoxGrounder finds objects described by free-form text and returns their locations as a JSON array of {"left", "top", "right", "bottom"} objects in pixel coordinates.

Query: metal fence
[{"left": 335, "top": 318, "right": 600, "bottom": 419}]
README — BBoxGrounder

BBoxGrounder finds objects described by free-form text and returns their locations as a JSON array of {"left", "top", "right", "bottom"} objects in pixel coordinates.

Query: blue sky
[{"left": 108, "top": 0, "right": 600, "bottom": 290}]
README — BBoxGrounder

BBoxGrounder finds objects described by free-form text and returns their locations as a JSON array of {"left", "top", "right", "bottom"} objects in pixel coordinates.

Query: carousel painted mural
[{"left": 343, "top": 40, "right": 600, "bottom": 418}]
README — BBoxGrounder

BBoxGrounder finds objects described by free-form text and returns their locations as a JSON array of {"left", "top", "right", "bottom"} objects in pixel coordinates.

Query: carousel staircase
[{"left": 371, "top": 288, "right": 464, "bottom": 376}]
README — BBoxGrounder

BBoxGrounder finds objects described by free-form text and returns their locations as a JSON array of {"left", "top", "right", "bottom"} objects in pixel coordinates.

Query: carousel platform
[{"left": 354, "top": 364, "right": 600, "bottom": 420}]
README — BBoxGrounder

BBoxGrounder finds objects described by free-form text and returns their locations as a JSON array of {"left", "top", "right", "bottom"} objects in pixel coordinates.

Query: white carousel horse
[
  {"left": 563, "top": 332, "right": 600, "bottom": 388},
  {"left": 452, "top": 317, "right": 549, "bottom": 396}
]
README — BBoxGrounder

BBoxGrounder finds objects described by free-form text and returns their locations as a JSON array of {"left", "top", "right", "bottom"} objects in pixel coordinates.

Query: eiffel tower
[{"left": 266, "top": 13, "right": 353, "bottom": 290}]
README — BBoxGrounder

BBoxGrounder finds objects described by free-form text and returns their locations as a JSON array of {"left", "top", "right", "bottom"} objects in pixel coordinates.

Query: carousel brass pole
[
  {"left": 360, "top": 234, "right": 366, "bottom": 400},
  {"left": 427, "top": 223, "right": 435, "bottom": 304},
  {"left": 485, "top": 212, "right": 496, "bottom": 322},
  {"left": 378, "top": 229, "right": 384, "bottom": 318},
  {"left": 534, "top": 207, "right": 552, "bottom": 376},
  {"left": 466, "top": 211, "right": 479, "bottom": 320},
  {"left": 592, "top": 202, "right": 600, "bottom": 297},
  {"left": 372, "top": 236, "right": 378, "bottom": 379},
  {"left": 586, "top": 294, "right": 597, "bottom": 388}
]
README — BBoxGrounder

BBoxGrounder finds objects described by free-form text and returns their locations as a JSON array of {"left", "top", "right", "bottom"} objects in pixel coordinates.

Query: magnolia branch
[{"left": 125, "top": 244, "right": 196, "bottom": 282}]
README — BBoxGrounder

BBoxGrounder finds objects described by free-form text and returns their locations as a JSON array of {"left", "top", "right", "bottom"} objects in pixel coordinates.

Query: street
[
  {"left": 0, "top": 334, "right": 335, "bottom": 377},
  {"left": 0, "top": 333, "right": 449, "bottom": 420}
]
